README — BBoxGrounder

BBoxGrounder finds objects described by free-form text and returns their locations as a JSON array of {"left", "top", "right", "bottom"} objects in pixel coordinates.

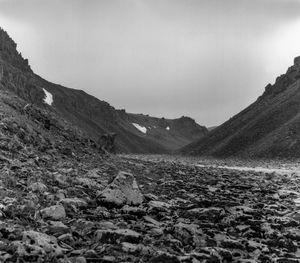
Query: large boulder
[{"left": 97, "top": 171, "right": 144, "bottom": 207}]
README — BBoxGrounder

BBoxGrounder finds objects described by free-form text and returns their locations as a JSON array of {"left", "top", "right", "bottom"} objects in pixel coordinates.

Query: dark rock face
[
  {"left": 0, "top": 28, "right": 32, "bottom": 73},
  {"left": 181, "top": 56, "right": 300, "bottom": 158},
  {"left": 294, "top": 56, "right": 300, "bottom": 67},
  {"left": 98, "top": 133, "right": 117, "bottom": 154},
  {"left": 263, "top": 56, "right": 300, "bottom": 97}
]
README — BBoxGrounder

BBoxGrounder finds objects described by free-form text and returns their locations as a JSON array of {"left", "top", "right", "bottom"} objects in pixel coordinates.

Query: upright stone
[{"left": 97, "top": 171, "right": 144, "bottom": 207}]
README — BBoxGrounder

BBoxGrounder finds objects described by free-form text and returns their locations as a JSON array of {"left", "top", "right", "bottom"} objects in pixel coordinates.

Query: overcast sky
[{"left": 0, "top": 0, "right": 300, "bottom": 126}]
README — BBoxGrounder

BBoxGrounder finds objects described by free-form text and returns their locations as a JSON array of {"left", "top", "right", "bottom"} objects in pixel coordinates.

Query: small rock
[
  {"left": 58, "top": 233, "right": 74, "bottom": 245},
  {"left": 121, "top": 242, "right": 139, "bottom": 253},
  {"left": 94, "top": 206, "right": 111, "bottom": 219},
  {"left": 60, "top": 198, "right": 88, "bottom": 209},
  {"left": 215, "top": 234, "right": 245, "bottom": 250},
  {"left": 173, "top": 222, "right": 205, "bottom": 246},
  {"left": 148, "top": 227, "right": 164, "bottom": 237},
  {"left": 121, "top": 205, "right": 146, "bottom": 216},
  {"left": 53, "top": 173, "right": 68, "bottom": 186},
  {"left": 28, "top": 182, "right": 48, "bottom": 192},
  {"left": 77, "top": 177, "right": 102, "bottom": 189},
  {"left": 144, "top": 193, "right": 159, "bottom": 201},
  {"left": 40, "top": 205, "right": 66, "bottom": 221},
  {"left": 69, "top": 256, "right": 87, "bottom": 263},
  {"left": 98, "top": 221, "right": 118, "bottom": 230},
  {"left": 47, "top": 221, "right": 69, "bottom": 235},
  {"left": 186, "top": 207, "right": 225, "bottom": 221},
  {"left": 143, "top": 216, "right": 161, "bottom": 226},
  {"left": 148, "top": 201, "right": 171, "bottom": 212},
  {"left": 101, "top": 256, "right": 116, "bottom": 262},
  {"left": 96, "top": 228, "right": 141, "bottom": 243}
]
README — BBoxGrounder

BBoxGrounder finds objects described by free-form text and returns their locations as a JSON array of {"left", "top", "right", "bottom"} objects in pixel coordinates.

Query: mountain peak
[
  {"left": 263, "top": 56, "right": 300, "bottom": 97},
  {"left": 294, "top": 56, "right": 300, "bottom": 66},
  {"left": 0, "top": 27, "right": 32, "bottom": 73}
]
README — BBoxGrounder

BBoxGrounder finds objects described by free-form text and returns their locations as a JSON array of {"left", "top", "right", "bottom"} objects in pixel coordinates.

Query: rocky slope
[
  {"left": 181, "top": 56, "right": 300, "bottom": 158},
  {"left": 0, "top": 27, "right": 207, "bottom": 154}
]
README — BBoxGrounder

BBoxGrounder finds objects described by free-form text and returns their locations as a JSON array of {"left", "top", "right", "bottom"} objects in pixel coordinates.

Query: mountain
[
  {"left": 181, "top": 56, "right": 300, "bottom": 158},
  {"left": 0, "top": 27, "right": 207, "bottom": 153}
]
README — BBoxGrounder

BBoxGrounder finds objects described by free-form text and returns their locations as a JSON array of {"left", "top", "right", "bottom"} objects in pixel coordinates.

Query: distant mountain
[
  {"left": 181, "top": 56, "right": 300, "bottom": 158},
  {"left": 0, "top": 27, "right": 207, "bottom": 153},
  {"left": 127, "top": 113, "right": 207, "bottom": 151}
]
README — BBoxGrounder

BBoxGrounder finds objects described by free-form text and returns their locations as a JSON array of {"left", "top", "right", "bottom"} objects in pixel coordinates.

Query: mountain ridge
[
  {"left": 181, "top": 56, "right": 300, "bottom": 158},
  {"left": 0, "top": 27, "right": 208, "bottom": 153}
]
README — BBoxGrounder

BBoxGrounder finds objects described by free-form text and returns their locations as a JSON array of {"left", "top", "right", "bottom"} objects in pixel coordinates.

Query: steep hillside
[
  {"left": 126, "top": 113, "right": 207, "bottom": 151},
  {"left": 181, "top": 56, "right": 300, "bottom": 158},
  {"left": 0, "top": 27, "right": 207, "bottom": 153}
]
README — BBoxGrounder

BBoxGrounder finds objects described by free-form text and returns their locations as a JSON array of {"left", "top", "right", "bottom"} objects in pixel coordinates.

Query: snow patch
[
  {"left": 132, "top": 123, "right": 147, "bottom": 134},
  {"left": 166, "top": 126, "right": 170, "bottom": 131},
  {"left": 43, "top": 88, "right": 53, "bottom": 106},
  {"left": 196, "top": 164, "right": 299, "bottom": 175}
]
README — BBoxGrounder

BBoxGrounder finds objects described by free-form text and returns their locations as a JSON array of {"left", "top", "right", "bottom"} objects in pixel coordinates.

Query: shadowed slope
[{"left": 181, "top": 57, "right": 300, "bottom": 158}]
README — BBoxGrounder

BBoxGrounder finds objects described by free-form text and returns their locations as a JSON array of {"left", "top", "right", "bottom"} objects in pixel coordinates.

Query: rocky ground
[{"left": 0, "top": 134, "right": 300, "bottom": 263}]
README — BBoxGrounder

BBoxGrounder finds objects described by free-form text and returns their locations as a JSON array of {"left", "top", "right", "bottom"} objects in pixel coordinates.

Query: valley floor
[
  {"left": 121, "top": 154, "right": 300, "bottom": 175},
  {"left": 1, "top": 152, "right": 300, "bottom": 262}
]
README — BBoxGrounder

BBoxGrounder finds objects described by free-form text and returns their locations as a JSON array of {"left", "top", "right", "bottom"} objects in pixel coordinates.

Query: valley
[{"left": 1, "top": 12, "right": 300, "bottom": 262}]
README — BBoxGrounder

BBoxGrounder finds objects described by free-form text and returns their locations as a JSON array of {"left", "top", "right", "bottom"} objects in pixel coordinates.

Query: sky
[{"left": 0, "top": 0, "right": 300, "bottom": 127}]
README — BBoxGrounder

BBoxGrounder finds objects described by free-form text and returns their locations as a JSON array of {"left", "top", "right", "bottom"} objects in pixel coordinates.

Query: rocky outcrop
[
  {"left": 0, "top": 28, "right": 32, "bottom": 73},
  {"left": 264, "top": 56, "right": 300, "bottom": 97}
]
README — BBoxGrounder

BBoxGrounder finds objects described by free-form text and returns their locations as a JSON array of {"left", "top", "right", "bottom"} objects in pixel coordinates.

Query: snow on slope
[
  {"left": 132, "top": 123, "right": 147, "bottom": 134},
  {"left": 43, "top": 88, "right": 53, "bottom": 106}
]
